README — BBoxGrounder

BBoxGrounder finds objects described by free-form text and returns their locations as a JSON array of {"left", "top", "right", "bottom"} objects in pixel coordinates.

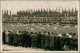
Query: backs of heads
[
  {"left": 26, "top": 32, "right": 29, "bottom": 33},
  {"left": 52, "top": 32, "right": 53, "bottom": 34},
  {"left": 39, "top": 32, "right": 41, "bottom": 34},
  {"left": 73, "top": 33, "right": 76, "bottom": 35},
  {"left": 23, "top": 31, "right": 26, "bottom": 33},
  {"left": 69, "top": 33, "right": 76, "bottom": 36},
  {"left": 8, "top": 30, "right": 12, "bottom": 33},
  {"left": 62, "top": 33, "right": 66, "bottom": 35},
  {"left": 31, "top": 32, "right": 33, "bottom": 34},
  {"left": 44, "top": 31, "right": 46, "bottom": 33},
  {"left": 34, "top": 32, "right": 38, "bottom": 34},
  {"left": 19, "top": 31, "right": 22, "bottom": 33},
  {"left": 69, "top": 33, "right": 72, "bottom": 35},
  {"left": 3, "top": 30, "right": 5, "bottom": 32}
]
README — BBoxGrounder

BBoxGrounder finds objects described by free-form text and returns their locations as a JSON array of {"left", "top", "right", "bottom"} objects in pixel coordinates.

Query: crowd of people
[{"left": 2, "top": 30, "right": 78, "bottom": 51}]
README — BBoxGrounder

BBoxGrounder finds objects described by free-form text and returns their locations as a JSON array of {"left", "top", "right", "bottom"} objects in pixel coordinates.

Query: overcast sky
[{"left": 1, "top": 1, "right": 79, "bottom": 14}]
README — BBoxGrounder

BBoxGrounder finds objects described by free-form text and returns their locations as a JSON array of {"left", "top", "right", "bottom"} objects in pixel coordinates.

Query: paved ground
[{"left": 2, "top": 44, "right": 45, "bottom": 51}]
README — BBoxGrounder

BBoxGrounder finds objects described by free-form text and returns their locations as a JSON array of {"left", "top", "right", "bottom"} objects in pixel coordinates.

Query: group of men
[{"left": 2, "top": 30, "right": 78, "bottom": 51}]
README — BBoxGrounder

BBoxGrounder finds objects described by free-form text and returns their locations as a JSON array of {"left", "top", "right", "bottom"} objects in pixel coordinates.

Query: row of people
[{"left": 2, "top": 30, "right": 78, "bottom": 51}]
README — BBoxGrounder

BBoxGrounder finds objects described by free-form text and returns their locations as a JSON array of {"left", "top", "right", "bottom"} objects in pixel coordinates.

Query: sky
[{"left": 1, "top": 0, "right": 79, "bottom": 14}]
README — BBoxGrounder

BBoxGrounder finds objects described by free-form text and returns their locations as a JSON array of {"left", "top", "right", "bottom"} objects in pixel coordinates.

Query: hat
[
  {"left": 66, "top": 33, "right": 69, "bottom": 36},
  {"left": 68, "top": 35, "right": 72, "bottom": 38},
  {"left": 58, "top": 34, "right": 62, "bottom": 37}
]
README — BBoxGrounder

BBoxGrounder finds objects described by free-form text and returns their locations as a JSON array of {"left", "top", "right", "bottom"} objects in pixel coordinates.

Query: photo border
[{"left": 0, "top": 0, "right": 80, "bottom": 53}]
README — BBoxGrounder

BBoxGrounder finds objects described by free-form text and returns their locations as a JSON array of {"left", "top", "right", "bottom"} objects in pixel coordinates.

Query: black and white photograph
[{"left": 0, "top": 0, "right": 79, "bottom": 52}]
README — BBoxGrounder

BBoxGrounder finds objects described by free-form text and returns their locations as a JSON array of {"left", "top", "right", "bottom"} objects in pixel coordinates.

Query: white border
[{"left": 0, "top": 0, "right": 80, "bottom": 53}]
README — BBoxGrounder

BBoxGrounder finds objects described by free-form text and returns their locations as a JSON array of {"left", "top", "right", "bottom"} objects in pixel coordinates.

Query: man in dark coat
[
  {"left": 26, "top": 32, "right": 31, "bottom": 47},
  {"left": 20, "top": 31, "right": 26, "bottom": 47},
  {"left": 31, "top": 32, "right": 38, "bottom": 48},
  {"left": 23, "top": 31, "right": 31, "bottom": 48},
  {"left": 41, "top": 31, "right": 46, "bottom": 49},
  {"left": 70, "top": 33, "right": 78, "bottom": 50},
  {"left": 23, "top": 31, "right": 28, "bottom": 47},
  {"left": 61, "top": 33, "right": 69, "bottom": 51},
  {"left": 8, "top": 31, "right": 14, "bottom": 46},
  {"left": 53, "top": 33, "right": 61, "bottom": 51},
  {"left": 20, "top": 31, "right": 23, "bottom": 46},
  {"left": 37, "top": 32, "right": 42, "bottom": 48},
  {"left": 2, "top": 30, "right": 6, "bottom": 44},
  {"left": 13, "top": 31, "right": 18, "bottom": 46}
]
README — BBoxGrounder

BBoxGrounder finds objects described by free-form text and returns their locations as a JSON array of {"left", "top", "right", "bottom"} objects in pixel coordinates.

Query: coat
[
  {"left": 2, "top": 31, "right": 6, "bottom": 43},
  {"left": 49, "top": 35, "right": 55, "bottom": 47},
  {"left": 5, "top": 31, "right": 9, "bottom": 43},
  {"left": 31, "top": 34, "right": 37, "bottom": 42},
  {"left": 8, "top": 32, "right": 14, "bottom": 44},
  {"left": 41, "top": 34, "right": 45, "bottom": 48},
  {"left": 17, "top": 33, "right": 21, "bottom": 44},
  {"left": 44, "top": 34, "right": 50, "bottom": 47},
  {"left": 13, "top": 33, "right": 18, "bottom": 43},
  {"left": 37, "top": 34, "right": 42, "bottom": 43}
]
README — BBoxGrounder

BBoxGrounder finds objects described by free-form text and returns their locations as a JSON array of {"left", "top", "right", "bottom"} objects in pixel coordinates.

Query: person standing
[
  {"left": 44, "top": 32, "right": 50, "bottom": 50},
  {"left": 13, "top": 31, "right": 18, "bottom": 46},
  {"left": 26, "top": 32, "right": 31, "bottom": 47},
  {"left": 8, "top": 31, "right": 14, "bottom": 46},
  {"left": 37, "top": 32, "right": 42, "bottom": 48},
  {"left": 61, "top": 33, "right": 69, "bottom": 51},
  {"left": 49, "top": 32, "right": 55, "bottom": 51},
  {"left": 31, "top": 32, "right": 38, "bottom": 48},
  {"left": 16, "top": 31, "right": 21, "bottom": 46},
  {"left": 41, "top": 31, "right": 46, "bottom": 49},
  {"left": 2, "top": 30, "right": 6, "bottom": 44},
  {"left": 20, "top": 31, "right": 26, "bottom": 47},
  {"left": 5, "top": 30, "right": 9, "bottom": 44},
  {"left": 70, "top": 33, "right": 78, "bottom": 50},
  {"left": 23, "top": 31, "right": 28, "bottom": 47}
]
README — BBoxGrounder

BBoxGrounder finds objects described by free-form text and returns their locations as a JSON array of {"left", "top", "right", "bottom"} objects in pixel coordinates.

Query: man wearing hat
[{"left": 37, "top": 32, "right": 42, "bottom": 48}]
